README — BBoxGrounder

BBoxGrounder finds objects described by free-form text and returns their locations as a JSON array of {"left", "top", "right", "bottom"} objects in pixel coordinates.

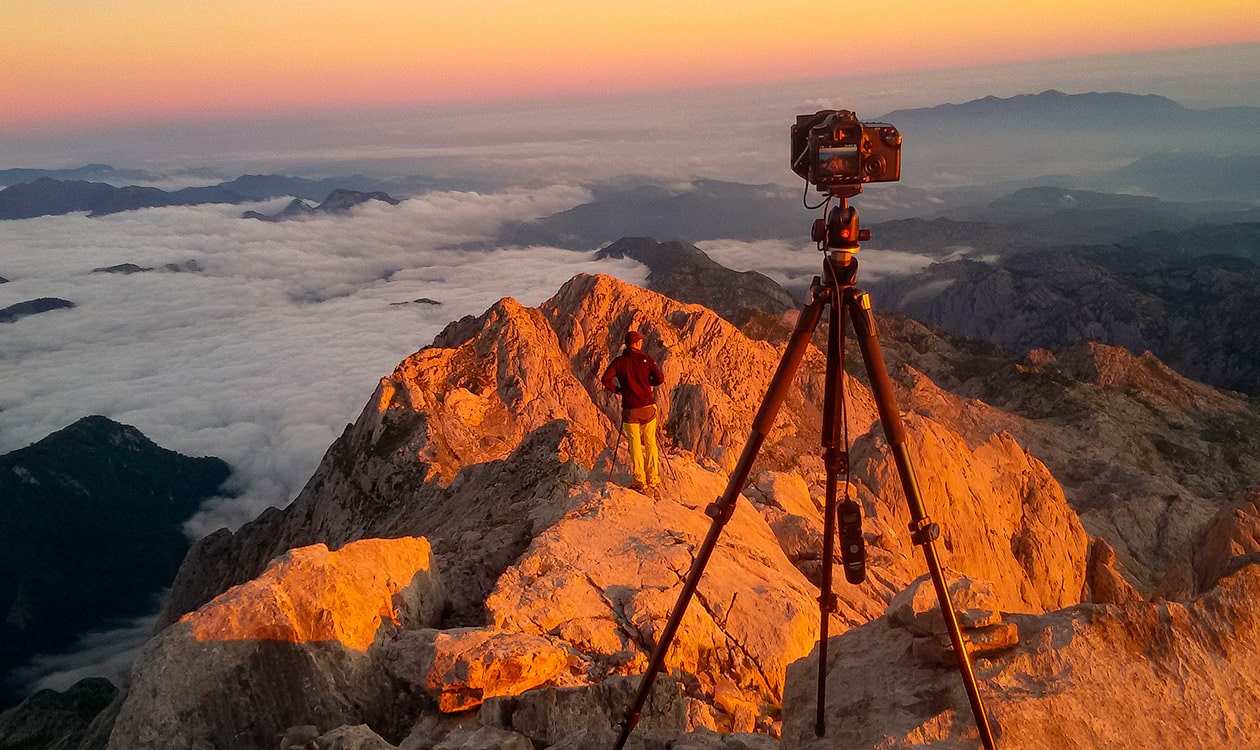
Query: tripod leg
[
  {"left": 815, "top": 286, "right": 843, "bottom": 736},
  {"left": 845, "top": 288, "right": 998, "bottom": 750},
  {"left": 612, "top": 289, "right": 828, "bottom": 750}
]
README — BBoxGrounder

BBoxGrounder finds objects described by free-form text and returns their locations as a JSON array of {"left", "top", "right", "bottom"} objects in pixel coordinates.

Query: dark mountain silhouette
[
  {"left": 595, "top": 237, "right": 799, "bottom": 324},
  {"left": 0, "top": 178, "right": 118, "bottom": 219},
  {"left": 872, "top": 90, "right": 1260, "bottom": 204},
  {"left": 0, "top": 175, "right": 406, "bottom": 220},
  {"left": 878, "top": 89, "right": 1260, "bottom": 132},
  {"left": 0, "top": 677, "right": 118, "bottom": 750},
  {"left": 0, "top": 164, "right": 153, "bottom": 188},
  {"left": 0, "top": 298, "right": 75, "bottom": 324},
  {"left": 1108, "top": 152, "right": 1260, "bottom": 202},
  {"left": 866, "top": 187, "right": 1260, "bottom": 255},
  {"left": 501, "top": 179, "right": 805, "bottom": 248},
  {"left": 242, "top": 189, "right": 402, "bottom": 221},
  {"left": 0, "top": 417, "right": 230, "bottom": 709},
  {"left": 92, "top": 261, "right": 203, "bottom": 275}
]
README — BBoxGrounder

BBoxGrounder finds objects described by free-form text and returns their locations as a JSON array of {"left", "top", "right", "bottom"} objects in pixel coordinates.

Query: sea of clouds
[{"left": 0, "top": 189, "right": 651, "bottom": 537}]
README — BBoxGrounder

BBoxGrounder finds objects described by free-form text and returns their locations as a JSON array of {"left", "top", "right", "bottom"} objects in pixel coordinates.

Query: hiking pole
[
  {"left": 654, "top": 398, "right": 677, "bottom": 482},
  {"left": 610, "top": 411, "right": 624, "bottom": 481}
]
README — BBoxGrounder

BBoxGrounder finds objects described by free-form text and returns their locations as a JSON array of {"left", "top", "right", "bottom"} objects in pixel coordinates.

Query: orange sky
[{"left": 2, "top": 0, "right": 1259, "bottom": 132}]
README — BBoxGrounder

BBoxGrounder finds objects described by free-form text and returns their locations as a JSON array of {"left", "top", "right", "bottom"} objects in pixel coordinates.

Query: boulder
[
  {"left": 381, "top": 628, "right": 572, "bottom": 713},
  {"left": 312, "top": 724, "right": 400, "bottom": 750},
  {"left": 107, "top": 537, "right": 442, "bottom": 750},
  {"left": 479, "top": 675, "right": 689, "bottom": 750},
  {"left": 181, "top": 538, "right": 443, "bottom": 651}
]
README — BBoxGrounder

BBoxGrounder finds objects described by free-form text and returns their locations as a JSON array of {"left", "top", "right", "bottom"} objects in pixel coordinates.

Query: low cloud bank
[
  {"left": 697, "top": 239, "right": 937, "bottom": 298},
  {"left": 0, "top": 189, "right": 646, "bottom": 539}
]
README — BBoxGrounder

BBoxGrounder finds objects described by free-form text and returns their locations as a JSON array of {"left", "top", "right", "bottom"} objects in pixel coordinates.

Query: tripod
[{"left": 612, "top": 197, "right": 997, "bottom": 749}]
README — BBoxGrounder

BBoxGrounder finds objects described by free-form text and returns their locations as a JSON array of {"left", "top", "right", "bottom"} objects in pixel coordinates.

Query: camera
[{"left": 791, "top": 110, "right": 902, "bottom": 192}]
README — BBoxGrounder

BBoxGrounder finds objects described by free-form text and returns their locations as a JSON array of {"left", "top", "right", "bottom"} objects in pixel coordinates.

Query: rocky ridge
[
  {"left": 866, "top": 313, "right": 1260, "bottom": 591},
  {"left": 100, "top": 272, "right": 1111, "bottom": 749},
  {"left": 61, "top": 267, "right": 1259, "bottom": 749},
  {"left": 868, "top": 246, "right": 1260, "bottom": 396}
]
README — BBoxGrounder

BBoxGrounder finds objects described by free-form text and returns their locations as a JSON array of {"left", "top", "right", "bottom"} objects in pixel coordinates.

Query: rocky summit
[{"left": 78, "top": 272, "right": 1260, "bottom": 749}]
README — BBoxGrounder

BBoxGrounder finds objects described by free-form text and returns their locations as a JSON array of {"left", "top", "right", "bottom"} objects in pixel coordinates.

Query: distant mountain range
[
  {"left": 0, "top": 172, "right": 465, "bottom": 221},
  {"left": 4, "top": 91, "right": 1257, "bottom": 225},
  {"left": 868, "top": 242, "right": 1260, "bottom": 396},
  {"left": 500, "top": 179, "right": 807, "bottom": 249},
  {"left": 0, "top": 175, "right": 402, "bottom": 220},
  {"left": 878, "top": 89, "right": 1260, "bottom": 133},
  {"left": 0, "top": 164, "right": 156, "bottom": 188}
]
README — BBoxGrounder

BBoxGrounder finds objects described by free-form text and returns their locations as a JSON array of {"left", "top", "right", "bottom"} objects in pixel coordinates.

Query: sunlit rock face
[
  {"left": 1156, "top": 487, "right": 1260, "bottom": 601},
  {"left": 109, "top": 537, "right": 442, "bottom": 750},
  {"left": 180, "top": 537, "right": 443, "bottom": 651},
  {"left": 782, "top": 561, "right": 1260, "bottom": 750},
  {"left": 136, "top": 272, "right": 1104, "bottom": 746}
]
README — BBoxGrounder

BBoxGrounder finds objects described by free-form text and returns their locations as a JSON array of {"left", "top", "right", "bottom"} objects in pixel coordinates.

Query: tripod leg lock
[
  {"left": 909, "top": 518, "right": 940, "bottom": 546},
  {"left": 818, "top": 590, "right": 837, "bottom": 614},
  {"left": 705, "top": 498, "right": 736, "bottom": 523}
]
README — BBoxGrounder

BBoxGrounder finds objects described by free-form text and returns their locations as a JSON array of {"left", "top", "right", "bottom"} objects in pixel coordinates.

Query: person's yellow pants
[{"left": 624, "top": 417, "right": 661, "bottom": 488}]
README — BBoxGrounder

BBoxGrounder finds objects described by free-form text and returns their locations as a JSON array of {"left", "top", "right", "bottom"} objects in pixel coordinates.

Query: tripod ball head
[{"left": 813, "top": 204, "right": 871, "bottom": 251}]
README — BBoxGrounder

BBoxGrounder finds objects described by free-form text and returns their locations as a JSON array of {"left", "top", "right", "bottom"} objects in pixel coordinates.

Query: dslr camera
[{"left": 791, "top": 110, "right": 902, "bottom": 192}]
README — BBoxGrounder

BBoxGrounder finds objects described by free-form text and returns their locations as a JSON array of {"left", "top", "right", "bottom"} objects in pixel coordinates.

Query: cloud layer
[{"left": 0, "top": 190, "right": 646, "bottom": 538}]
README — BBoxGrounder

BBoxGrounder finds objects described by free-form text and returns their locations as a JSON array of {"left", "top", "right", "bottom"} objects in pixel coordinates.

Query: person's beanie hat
[{"left": 625, "top": 330, "right": 644, "bottom": 347}]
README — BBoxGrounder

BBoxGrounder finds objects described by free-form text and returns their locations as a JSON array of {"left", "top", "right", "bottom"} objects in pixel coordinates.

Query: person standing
[{"left": 601, "top": 330, "right": 664, "bottom": 491}]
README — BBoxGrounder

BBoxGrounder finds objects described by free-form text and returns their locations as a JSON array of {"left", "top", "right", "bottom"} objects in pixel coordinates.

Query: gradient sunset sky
[{"left": 3, "top": 0, "right": 1259, "bottom": 134}]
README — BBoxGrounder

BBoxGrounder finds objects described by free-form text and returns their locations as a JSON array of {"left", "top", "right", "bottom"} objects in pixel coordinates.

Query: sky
[{"left": 3, "top": 0, "right": 1260, "bottom": 134}]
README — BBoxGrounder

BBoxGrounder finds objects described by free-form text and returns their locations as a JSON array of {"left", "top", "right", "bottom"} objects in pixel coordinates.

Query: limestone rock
[
  {"left": 850, "top": 413, "right": 1090, "bottom": 615},
  {"left": 479, "top": 675, "right": 689, "bottom": 750},
  {"left": 141, "top": 273, "right": 1102, "bottom": 747},
  {"left": 1081, "top": 537, "right": 1142, "bottom": 604},
  {"left": 281, "top": 724, "right": 321, "bottom": 749},
  {"left": 312, "top": 724, "right": 399, "bottom": 750},
  {"left": 781, "top": 562, "right": 1260, "bottom": 749},
  {"left": 880, "top": 323, "right": 1260, "bottom": 593},
  {"left": 108, "top": 538, "right": 442, "bottom": 750},
  {"left": 431, "top": 726, "right": 533, "bottom": 750},
  {"left": 887, "top": 575, "right": 1002, "bottom": 637},
  {"left": 181, "top": 537, "right": 443, "bottom": 651},
  {"left": 483, "top": 466, "right": 832, "bottom": 720},
  {"left": 670, "top": 728, "right": 781, "bottom": 750},
  {"left": 381, "top": 628, "right": 571, "bottom": 713},
  {"left": 1156, "top": 487, "right": 1260, "bottom": 600}
]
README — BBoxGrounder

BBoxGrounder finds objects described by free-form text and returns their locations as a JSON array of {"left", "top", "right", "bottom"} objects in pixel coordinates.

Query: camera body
[{"left": 791, "top": 109, "right": 902, "bottom": 192}]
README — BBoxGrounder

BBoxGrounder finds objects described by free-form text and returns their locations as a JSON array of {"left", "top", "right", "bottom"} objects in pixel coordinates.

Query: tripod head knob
[{"left": 814, "top": 201, "right": 870, "bottom": 251}]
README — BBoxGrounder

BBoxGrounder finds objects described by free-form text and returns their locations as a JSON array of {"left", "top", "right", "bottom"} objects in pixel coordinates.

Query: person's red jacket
[{"left": 601, "top": 349, "right": 663, "bottom": 410}]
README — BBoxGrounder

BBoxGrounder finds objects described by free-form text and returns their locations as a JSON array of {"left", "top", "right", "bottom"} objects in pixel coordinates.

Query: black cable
[{"left": 802, "top": 178, "right": 828, "bottom": 210}]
